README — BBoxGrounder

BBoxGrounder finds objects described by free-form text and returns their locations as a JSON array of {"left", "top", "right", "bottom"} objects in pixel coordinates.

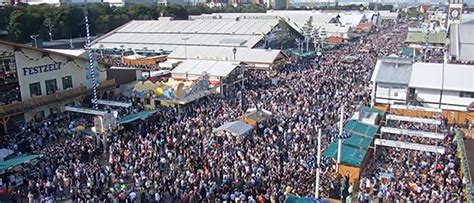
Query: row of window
[{"left": 29, "top": 76, "right": 73, "bottom": 97}]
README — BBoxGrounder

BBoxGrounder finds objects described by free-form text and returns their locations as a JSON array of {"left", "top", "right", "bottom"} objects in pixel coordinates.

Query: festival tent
[
  {"left": 0, "top": 155, "right": 42, "bottom": 174},
  {"left": 213, "top": 120, "right": 254, "bottom": 136},
  {"left": 118, "top": 110, "right": 158, "bottom": 124},
  {"left": 323, "top": 108, "right": 383, "bottom": 183}
]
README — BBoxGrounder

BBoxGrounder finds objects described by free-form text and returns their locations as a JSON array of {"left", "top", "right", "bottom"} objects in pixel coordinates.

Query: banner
[
  {"left": 386, "top": 114, "right": 441, "bottom": 125},
  {"left": 374, "top": 139, "right": 445, "bottom": 154},
  {"left": 381, "top": 127, "right": 445, "bottom": 140},
  {"left": 390, "top": 104, "right": 442, "bottom": 113}
]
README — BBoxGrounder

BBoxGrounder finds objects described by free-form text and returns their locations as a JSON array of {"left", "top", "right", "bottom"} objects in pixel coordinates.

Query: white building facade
[
  {"left": 0, "top": 41, "right": 115, "bottom": 132},
  {"left": 372, "top": 57, "right": 474, "bottom": 112}
]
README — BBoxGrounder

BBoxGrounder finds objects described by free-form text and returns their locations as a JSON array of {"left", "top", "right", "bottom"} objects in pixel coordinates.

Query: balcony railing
[{"left": 0, "top": 79, "right": 116, "bottom": 117}]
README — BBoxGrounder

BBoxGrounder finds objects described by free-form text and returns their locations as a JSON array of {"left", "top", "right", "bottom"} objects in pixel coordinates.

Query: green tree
[
  {"left": 8, "top": 9, "right": 43, "bottom": 43},
  {"left": 275, "top": 18, "right": 293, "bottom": 49}
]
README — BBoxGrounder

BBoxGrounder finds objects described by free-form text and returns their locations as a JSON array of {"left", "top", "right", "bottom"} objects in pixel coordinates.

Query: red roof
[{"left": 327, "top": 36, "right": 344, "bottom": 45}]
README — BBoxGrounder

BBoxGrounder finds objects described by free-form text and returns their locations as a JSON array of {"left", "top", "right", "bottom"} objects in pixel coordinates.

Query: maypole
[{"left": 84, "top": 8, "right": 99, "bottom": 109}]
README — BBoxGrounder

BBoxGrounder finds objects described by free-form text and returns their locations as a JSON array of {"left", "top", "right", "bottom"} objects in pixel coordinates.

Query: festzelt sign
[{"left": 22, "top": 62, "right": 61, "bottom": 76}]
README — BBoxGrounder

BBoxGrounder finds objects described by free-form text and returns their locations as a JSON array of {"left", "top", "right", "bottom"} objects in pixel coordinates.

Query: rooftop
[
  {"left": 171, "top": 60, "right": 240, "bottom": 78},
  {"left": 92, "top": 18, "right": 280, "bottom": 51}
]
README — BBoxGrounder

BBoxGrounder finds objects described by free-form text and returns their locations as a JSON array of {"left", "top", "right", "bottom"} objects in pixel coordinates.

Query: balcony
[{"left": 0, "top": 79, "right": 116, "bottom": 117}]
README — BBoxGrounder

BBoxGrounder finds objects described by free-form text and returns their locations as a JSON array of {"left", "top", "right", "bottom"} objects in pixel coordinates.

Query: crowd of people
[
  {"left": 99, "top": 55, "right": 161, "bottom": 70},
  {"left": 360, "top": 115, "right": 463, "bottom": 202},
  {"left": 0, "top": 20, "right": 446, "bottom": 203}
]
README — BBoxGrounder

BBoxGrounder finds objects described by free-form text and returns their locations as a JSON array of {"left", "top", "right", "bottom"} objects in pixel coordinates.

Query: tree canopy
[{"left": 1, "top": 3, "right": 267, "bottom": 43}]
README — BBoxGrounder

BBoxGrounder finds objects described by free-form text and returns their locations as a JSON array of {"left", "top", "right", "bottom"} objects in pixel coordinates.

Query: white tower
[{"left": 447, "top": 0, "right": 463, "bottom": 28}]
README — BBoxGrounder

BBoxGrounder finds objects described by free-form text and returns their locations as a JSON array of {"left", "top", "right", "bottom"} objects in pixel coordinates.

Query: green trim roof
[
  {"left": 405, "top": 32, "right": 447, "bottom": 44},
  {"left": 323, "top": 108, "right": 382, "bottom": 167},
  {"left": 0, "top": 154, "right": 42, "bottom": 173},
  {"left": 401, "top": 48, "right": 415, "bottom": 56},
  {"left": 118, "top": 110, "right": 158, "bottom": 124}
]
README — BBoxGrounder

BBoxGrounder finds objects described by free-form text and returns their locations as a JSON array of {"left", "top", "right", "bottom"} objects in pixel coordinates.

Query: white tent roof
[
  {"left": 171, "top": 60, "right": 239, "bottom": 78},
  {"left": 92, "top": 19, "right": 279, "bottom": 51},
  {"left": 374, "top": 139, "right": 445, "bottom": 154},
  {"left": 386, "top": 114, "right": 441, "bottom": 125},
  {"left": 381, "top": 127, "right": 445, "bottom": 140},
  {"left": 409, "top": 62, "right": 474, "bottom": 92},
  {"left": 45, "top": 49, "right": 85, "bottom": 57},
  {"left": 167, "top": 46, "right": 284, "bottom": 65},
  {"left": 213, "top": 120, "right": 254, "bottom": 136}
]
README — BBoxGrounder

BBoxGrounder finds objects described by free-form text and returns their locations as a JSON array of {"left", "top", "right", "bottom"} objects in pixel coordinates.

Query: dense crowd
[
  {"left": 0, "top": 22, "right": 414, "bottom": 202},
  {"left": 360, "top": 115, "right": 462, "bottom": 202},
  {"left": 99, "top": 55, "right": 161, "bottom": 70},
  {"left": 423, "top": 49, "right": 445, "bottom": 63}
]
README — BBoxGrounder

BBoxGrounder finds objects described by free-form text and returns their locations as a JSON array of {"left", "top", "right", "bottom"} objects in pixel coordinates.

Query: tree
[
  {"left": 275, "top": 18, "right": 293, "bottom": 49},
  {"left": 44, "top": 18, "right": 54, "bottom": 41},
  {"left": 8, "top": 10, "right": 43, "bottom": 43}
]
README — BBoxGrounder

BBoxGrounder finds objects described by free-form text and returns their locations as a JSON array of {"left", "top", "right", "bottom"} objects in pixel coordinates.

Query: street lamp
[
  {"left": 30, "top": 35, "right": 39, "bottom": 48},
  {"left": 232, "top": 47, "right": 237, "bottom": 61},
  {"left": 99, "top": 44, "right": 104, "bottom": 58},
  {"left": 240, "top": 64, "right": 245, "bottom": 114},
  {"left": 182, "top": 37, "right": 189, "bottom": 59},
  {"left": 120, "top": 45, "right": 125, "bottom": 63}
]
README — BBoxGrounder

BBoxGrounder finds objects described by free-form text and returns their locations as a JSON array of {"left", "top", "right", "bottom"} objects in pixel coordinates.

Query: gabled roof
[
  {"left": 168, "top": 46, "right": 285, "bottom": 65},
  {"left": 0, "top": 40, "right": 98, "bottom": 63},
  {"left": 92, "top": 19, "right": 280, "bottom": 51},
  {"left": 171, "top": 60, "right": 240, "bottom": 78}
]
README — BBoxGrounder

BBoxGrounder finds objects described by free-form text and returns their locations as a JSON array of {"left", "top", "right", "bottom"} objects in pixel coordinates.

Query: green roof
[
  {"left": 360, "top": 106, "right": 385, "bottom": 116},
  {"left": 323, "top": 112, "right": 380, "bottom": 167},
  {"left": 405, "top": 32, "right": 447, "bottom": 44},
  {"left": 401, "top": 48, "right": 415, "bottom": 56},
  {"left": 118, "top": 110, "right": 158, "bottom": 124},
  {"left": 0, "top": 154, "right": 42, "bottom": 173}
]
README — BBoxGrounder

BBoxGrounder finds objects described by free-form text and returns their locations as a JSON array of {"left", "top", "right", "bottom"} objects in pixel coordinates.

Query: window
[
  {"left": 45, "top": 79, "right": 57, "bottom": 95},
  {"left": 62, "top": 76, "right": 73, "bottom": 90},
  {"left": 29, "top": 82, "right": 42, "bottom": 97},
  {"left": 460, "top": 91, "right": 474, "bottom": 98}
]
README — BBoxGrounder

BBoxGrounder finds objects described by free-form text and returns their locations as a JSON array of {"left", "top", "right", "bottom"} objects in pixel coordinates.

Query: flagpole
[
  {"left": 316, "top": 128, "right": 322, "bottom": 198},
  {"left": 336, "top": 105, "right": 344, "bottom": 173}
]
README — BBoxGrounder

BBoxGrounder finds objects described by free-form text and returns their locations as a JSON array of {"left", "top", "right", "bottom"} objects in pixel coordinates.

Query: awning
[
  {"left": 0, "top": 154, "right": 42, "bottom": 174},
  {"left": 118, "top": 110, "right": 158, "bottom": 124},
  {"left": 285, "top": 195, "right": 330, "bottom": 203},
  {"left": 400, "top": 48, "right": 415, "bottom": 56},
  {"left": 213, "top": 120, "right": 254, "bottom": 136},
  {"left": 0, "top": 149, "right": 14, "bottom": 161}
]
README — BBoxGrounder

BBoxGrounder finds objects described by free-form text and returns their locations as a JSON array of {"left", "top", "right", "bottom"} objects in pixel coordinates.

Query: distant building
[
  {"left": 103, "top": 0, "right": 157, "bottom": 6},
  {"left": 0, "top": 0, "right": 12, "bottom": 6},
  {"left": 0, "top": 40, "right": 115, "bottom": 133},
  {"left": 24, "top": 0, "right": 102, "bottom": 5},
  {"left": 157, "top": 0, "right": 187, "bottom": 5},
  {"left": 22, "top": 0, "right": 158, "bottom": 6}
]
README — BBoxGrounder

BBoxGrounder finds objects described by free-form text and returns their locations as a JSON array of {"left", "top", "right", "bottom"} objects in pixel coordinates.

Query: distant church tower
[{"left": 447, "top": 0, "right": 463, "bottom": 28}]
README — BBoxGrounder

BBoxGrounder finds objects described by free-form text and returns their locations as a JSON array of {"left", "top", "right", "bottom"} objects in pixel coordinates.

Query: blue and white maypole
[{"left": 84, "top": 9, "right": 99, "bottom": 109}]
